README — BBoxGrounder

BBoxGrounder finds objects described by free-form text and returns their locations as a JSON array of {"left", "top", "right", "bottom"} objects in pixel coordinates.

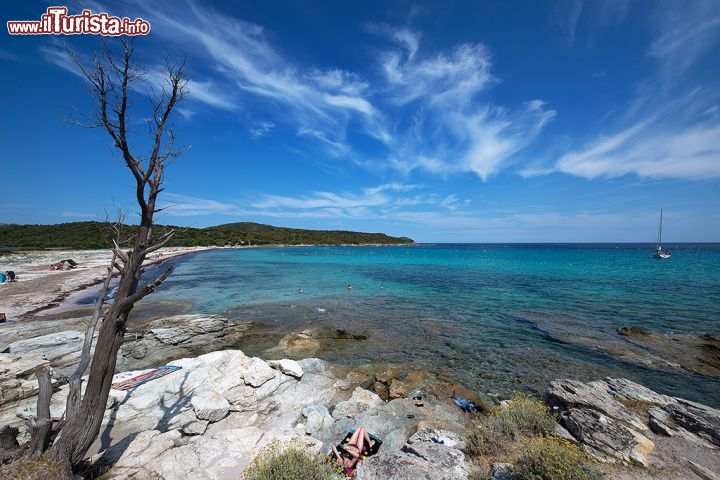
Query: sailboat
[{"left": 653, "top": 209, "right": 672, "bottom": 259}]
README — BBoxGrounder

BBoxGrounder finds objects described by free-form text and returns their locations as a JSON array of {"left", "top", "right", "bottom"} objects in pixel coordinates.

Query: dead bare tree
[{"left": 4, "top": 39, "right": 188, "bottom": 472}]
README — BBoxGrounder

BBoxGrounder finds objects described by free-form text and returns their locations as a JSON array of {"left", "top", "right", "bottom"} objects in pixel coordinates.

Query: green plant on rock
[
  {"left": 465, "top": 392, "right": 555, "bottom": 455},
  {"left": 513, "top": 436, "right": 605, "bottom": 480},
  {"left": 242, "top": 441, "right": 336, "bottom": 480}
]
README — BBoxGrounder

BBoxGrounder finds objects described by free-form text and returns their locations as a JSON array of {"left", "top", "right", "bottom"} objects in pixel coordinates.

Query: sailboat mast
[{"left": 657, "top": 209, "right": 663, "bottom": 249}]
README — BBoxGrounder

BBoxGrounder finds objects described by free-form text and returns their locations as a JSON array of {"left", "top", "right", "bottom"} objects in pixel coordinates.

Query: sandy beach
[{"left": 0, "top": 246, "right": 227, "bottom": 320}]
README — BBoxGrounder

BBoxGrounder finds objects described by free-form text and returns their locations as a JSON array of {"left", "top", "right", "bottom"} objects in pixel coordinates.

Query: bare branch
[
  {"left": 115, "top": 265, "right": 174, "bottom": 312},
  {"left": 142, "top": 230, "right": 175, "bottom": 256}
]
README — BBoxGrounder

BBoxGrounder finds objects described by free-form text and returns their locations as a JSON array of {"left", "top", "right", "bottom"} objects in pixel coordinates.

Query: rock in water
[
  {"left": 191, "top": 390, "right": 230, "bottom": 422},
  {"left": 148, "top": 327, "right": 193, "bottom": 345},
  {"left": 389, "top": 379, "right": 409, "bottom": 399}
]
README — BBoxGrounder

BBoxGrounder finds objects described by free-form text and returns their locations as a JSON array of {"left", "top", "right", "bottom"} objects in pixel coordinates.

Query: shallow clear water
[{"left": 93, "top": 244, "right": 720, "bottom": 405}]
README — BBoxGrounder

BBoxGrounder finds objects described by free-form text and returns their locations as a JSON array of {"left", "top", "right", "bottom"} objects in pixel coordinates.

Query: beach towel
[
  {"left": 331, "top": 429, "right": 383, "bottom": 478},
  {"left": 111, "top": 365, "right": 181, "bottom": 391}
]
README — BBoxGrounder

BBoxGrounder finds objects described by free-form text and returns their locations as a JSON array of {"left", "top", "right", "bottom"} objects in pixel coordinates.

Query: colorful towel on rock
[
  {"left": 111, "top": 365, "right": 182, "bottom": 391},
  {"left": 331, "top": 429, "right": 383, "bottom": 478}
]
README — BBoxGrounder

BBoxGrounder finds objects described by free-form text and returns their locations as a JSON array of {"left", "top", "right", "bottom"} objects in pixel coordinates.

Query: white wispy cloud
[
  {"left": 39, "top": 43, "right": 82, "bottom": 77},
  {"left": 142, "top": 0, "right": 389, "bottom": 156},
  {"left": 376, "top": 30, "right": 555, "bottom": 180},
  {"left": 160, "top": 193, "right": 237, "bottom": 216},
  {"left": 249, "top": 121, "right": 275, "bottom": 138},
  {"left": 144, "top": 69, "right": 237, "bottom": 111},
  {"left": 533, "top": 1, "right": 720, "bottom": 181},
  {"left": 159, "top": 184, "right": 461, "bottom": 222},
  {"left": 553, "top": 0, "right": 629, "bottom": 46},
  {"left": 42, "top": 2, "right": 552, "bottom": 179},
  {"left": 648, "top": 0, "right": 720, "bottom": 79},
  {"left": 551, "top": 122, "right": 720, "bottom": 180}
]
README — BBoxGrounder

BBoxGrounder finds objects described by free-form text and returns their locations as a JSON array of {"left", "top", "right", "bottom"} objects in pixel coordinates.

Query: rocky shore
[
  {"left": 1, "top": 252, "right": 719, "bottom": 479},
  {"left": 1, "top": 322, "right": 719, "bottom": 479}
]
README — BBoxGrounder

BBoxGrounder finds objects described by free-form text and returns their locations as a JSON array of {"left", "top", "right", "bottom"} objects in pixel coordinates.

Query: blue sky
[{"left": 1, "top": 0, "right": 719, "bottom": 242}]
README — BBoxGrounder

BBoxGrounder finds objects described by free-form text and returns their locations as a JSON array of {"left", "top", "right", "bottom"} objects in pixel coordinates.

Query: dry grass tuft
[
  {"left": 465, "top": 392, "right": 556, "bottom": 455},
  {"left": 0, "top": 456, "right": 70, "bottom": 480},
  {"left": 513, "top": 436, "right": 605, "bottom": 480},
  {"left": 242, "top": 441, "right": 336, "bottom": 480}
]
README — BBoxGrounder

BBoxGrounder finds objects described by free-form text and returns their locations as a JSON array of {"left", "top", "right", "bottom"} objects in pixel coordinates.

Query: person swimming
[
  {"left": 298, "top": 288, "right": 303, "bottom": 294},
  {"left": 380, "top": 283, "right": 384, "bottom": 289},
  {"left": 347, "top": 284, "right": 352, "bottom": 290}
]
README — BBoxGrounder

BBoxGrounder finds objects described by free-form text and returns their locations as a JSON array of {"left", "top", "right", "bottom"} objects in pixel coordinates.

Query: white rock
[
  {"left": 302, "top": 404, "right": 334, "bottom": 434},
  {"left": 188, "top": 316, "right": 228, "bottom": 334},
  {"left": 241, "top": 357, "right": 276, "bottom": 387},
  {"left": 332, "top": 387, "right": 383, "bottom": 419},
  {"left": 192, "top": 390, "right": 230, "bottom": 422},
  {"left": 149, "top": 327, "right": 192, "bottom": 345},
  {"left": 167, "top": 409, "right": 209, "bottom": 436},
  {"left": 268, "top": 359, "right": 304, "bottom": 379},
  {"left": 6, "top": 331, "right": 84, "bottom": 360},
  {"left": 225, "top": 384, "right": 258, "bottom": 411}
]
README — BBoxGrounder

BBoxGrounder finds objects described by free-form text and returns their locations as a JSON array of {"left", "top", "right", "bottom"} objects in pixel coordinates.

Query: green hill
[{"left": 0, "top": 222, "right": 414, "bottom": 249}]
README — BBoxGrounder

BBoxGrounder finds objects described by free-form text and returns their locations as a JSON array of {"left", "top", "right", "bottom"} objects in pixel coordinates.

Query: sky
[{"left": 1, "top": 0, "right": 719, "bottom": 242}]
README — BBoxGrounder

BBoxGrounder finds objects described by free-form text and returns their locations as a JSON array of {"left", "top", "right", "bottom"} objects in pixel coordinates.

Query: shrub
[
  {"left": 513, "top": 436, "right": 605, "bottom": 480},
  {"left": 243, "top": 441, "right": 336, "bottom": 480},
  {"left": 0, "top": 457, "right": 70, "bottom": 480},
  {"left": 465, "top": 392, "right": 555, "bottom": 455}
]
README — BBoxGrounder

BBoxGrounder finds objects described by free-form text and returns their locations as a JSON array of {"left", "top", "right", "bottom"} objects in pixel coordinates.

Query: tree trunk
[
  {"left": 47, "top": 217, "right": 153, "bottom": 466},
  {"left": 27, "top": 367, "right": 53, "bottom": 458}
]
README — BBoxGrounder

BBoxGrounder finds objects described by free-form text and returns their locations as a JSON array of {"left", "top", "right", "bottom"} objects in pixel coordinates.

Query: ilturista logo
[{"left": 7, "top": 6, "right": 151, "bottom": 36}]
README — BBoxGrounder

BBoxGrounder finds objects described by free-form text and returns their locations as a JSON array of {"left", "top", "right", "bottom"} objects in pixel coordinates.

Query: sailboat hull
[{"left": 653, "top": 252, "right": 672, "bottom": 259}]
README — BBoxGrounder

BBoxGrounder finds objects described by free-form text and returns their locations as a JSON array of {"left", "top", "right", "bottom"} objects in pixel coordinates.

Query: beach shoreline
[
  {"left": 0, "top": 243, "right": 416, "bottom": 320},
  {"left": 0, "top": 246, "right": 232, "bottom": 320}
]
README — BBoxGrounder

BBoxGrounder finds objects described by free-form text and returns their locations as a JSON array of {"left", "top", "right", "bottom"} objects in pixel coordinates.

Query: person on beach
[{"left": 331, "top": 427, "right": 375, "bottom": 475}]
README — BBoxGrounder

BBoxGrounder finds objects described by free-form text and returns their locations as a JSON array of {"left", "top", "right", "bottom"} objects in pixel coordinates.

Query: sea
[{"left": 83, "top": 243, "right": 720, "bottom": 406}]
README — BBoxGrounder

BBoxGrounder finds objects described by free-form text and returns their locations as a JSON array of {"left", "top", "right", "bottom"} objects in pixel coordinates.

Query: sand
[{"left": 0, "top": 246, "right": 227, "bottom": 320}]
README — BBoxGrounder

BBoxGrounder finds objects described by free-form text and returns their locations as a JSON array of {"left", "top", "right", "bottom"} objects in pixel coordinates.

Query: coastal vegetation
[
  {"left": 465, "top": 392, "right": 555, "bottom": 455},
  {"left": 0, "top": 221, "right": 414, "bottom": 249},
  {"left": 465, "top": 393, "right": 604, "bottom": 480},
  {"left": 513, "top": 437, "right": 605, "bottom": 480},
  {"left": 243, "top": 442, "right": 336, "bottom": 480}
]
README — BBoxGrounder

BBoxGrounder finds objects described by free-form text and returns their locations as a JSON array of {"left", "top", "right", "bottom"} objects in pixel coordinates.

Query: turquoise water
[{"left": 127, "top": 244, "right": 720, "bottom": 405}]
